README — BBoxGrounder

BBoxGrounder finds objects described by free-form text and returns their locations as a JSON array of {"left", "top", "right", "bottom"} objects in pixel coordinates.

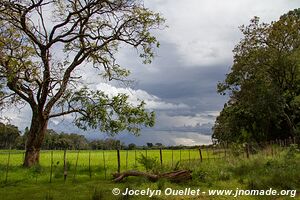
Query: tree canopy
[
  {"left": 0, "top": 0, "right": 164, "bottom": 166},
  {"left": 213, "top": 9, "right": 300, "bottom": 144},
  {"left": 0, "top": 122, "right": 20, "bottom": 148}
]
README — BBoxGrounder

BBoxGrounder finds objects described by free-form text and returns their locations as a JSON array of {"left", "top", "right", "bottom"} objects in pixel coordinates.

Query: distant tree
[
  {"left": 41, "top": 130, "right": 89, "bottom": 150},
  {"left": 214, "top": 9, "right": 300, "bottom": 143},
  {"left": 103, "top": 138, "right": 125, "bottom": 150},
  {"left": 0, "top": 122, "right": 21, "bottom": 149},
  {"left": 88, "top": 138, "right": 125, "bottom": 149},
  {"left": 42, "top": 129, "right": 59, "bottom": 149},
  {"left": 69, "top": 133, "right": 88, "bottom": 150},
  {"left": 14, "top": 127, "right": 29, "bottom": 150},
  {"left": 89, "top": 140, "right": 105, "bottom": 150},
  {"left": 146, "top": 142, "right": 153, "bottom": 148},
  {"left": 0, "top": 0, "right": 163, "bottom": 166},
  {"left": 128, "top": 143, "right": 136, "bottom": 150},
  {"left": 155, "top": 143, "right": 163, "bottom": 147}
]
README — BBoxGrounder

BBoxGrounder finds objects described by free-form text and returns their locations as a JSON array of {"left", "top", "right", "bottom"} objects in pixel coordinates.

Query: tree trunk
[
  {"left": 23, "top": 113, "right": 48, "bottom": 167},
  {"left": 283, "top": 112, "right": 296, "bottom": 137},
  {"left": 112, "top": 170, "right": 192, "bottom": 182}
]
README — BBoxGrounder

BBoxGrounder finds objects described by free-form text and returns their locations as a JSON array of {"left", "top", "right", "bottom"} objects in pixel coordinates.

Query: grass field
[
  {"left": 0, "top": 149, "right": 215, "bottom": 183},
  {"left": 0, "top": 146, "right": 299, "bottom": 200}
]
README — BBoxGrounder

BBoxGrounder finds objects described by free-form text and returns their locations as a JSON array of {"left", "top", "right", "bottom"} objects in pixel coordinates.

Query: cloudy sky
[{"left": 3, "top": 0, "right": 300, "bottom": 146}]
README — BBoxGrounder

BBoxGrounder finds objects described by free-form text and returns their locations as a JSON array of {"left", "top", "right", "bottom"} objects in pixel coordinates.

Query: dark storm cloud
[
  {"left": 115, "top": 131, "right": 213, "bottom": 146},
  {"left": 119, "top": 41, "right": 229, "bottom": 108}
]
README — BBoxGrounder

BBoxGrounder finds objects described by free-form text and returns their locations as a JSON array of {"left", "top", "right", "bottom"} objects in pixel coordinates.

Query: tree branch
[{"left": 49, "top": 108, "right": 86, "bottom": 119}]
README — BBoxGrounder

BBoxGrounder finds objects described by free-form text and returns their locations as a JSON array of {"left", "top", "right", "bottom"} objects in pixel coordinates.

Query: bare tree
[{"left": 0, "top": 0, "right": 164, "bottom": 167}]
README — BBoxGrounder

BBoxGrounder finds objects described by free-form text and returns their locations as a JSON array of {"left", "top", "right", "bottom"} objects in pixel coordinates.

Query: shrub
[
  {"left": 284, "top": 144, "right": 297, "bottom": 160},
  {"left": 136, "top": 154, "right": 160, "bottom": 173}
]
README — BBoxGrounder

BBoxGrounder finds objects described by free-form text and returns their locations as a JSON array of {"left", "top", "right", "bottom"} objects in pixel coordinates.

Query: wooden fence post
[
  {"left": 205, "top": 146, "right": 209, "bottom": 161},
  {"left": 289, "top": 137, "right": 293, "bottom": 145},
  {"left": 284, "top": 139, "right": 287, "bottom": 147},
  {"left": 49, "top": 150, "right": 53, "bottom": 183},
  {"left": 117, "top": 149, "right": 121, "bottom": 173},
  {"left": 126, "top": 150, "right": 128, "bottom": 170},
  {"left": 102, "top": 151, "right": 106, "bottom": 180},
  {"left": 159, "top": 148, "right": 163, "bottom": 166},
  {"left": 179, "top": 149, "right": 182, "bottom": 163},
  {"left": 5, "top": 147, "right": 11, "bottom": 184},
  {"left": 89, "top": 151, "right": 91, "bottom": 179},
  {"left": 134, "top": 150, "right": 137, "bottom": 166},
  {"left": 271, "top": 141, "right": 274, "bottom": 157},
  {"left": 188, "top": 149, "right": 191, "bottom": 165},
  {"left": 73, "top": 150, "right": 80, "bottom": 182},
  {"left": 223, "top": 144, "right": 227, "bottom": 158},
  {"left": 198, "top": 148, "right": 203, "bottom": 162},
  {"left": 171, "top": 149, "right": 174, "bottom": 167},
  {"left": 63, "top": 149, "right": 67, "bottom": 182},
  {"left": 246, "top": 144, "right": 250, "bottom": 159}
]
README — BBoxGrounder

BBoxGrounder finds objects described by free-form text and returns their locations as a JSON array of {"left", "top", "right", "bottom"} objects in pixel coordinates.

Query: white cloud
[
  {"left": 145, "top": 0, "right": 299, "bottom": 66},
  {"left": 117, "top": 131, "right": 213, "bottom": 146},
  {"left": 1, "top": 106, "right": 32, "bottom": 131},
  {"left": 172, "top": 135, "right": 212, "bottom": 146},
  {"left": 94, "top": 83, "right": 189, "bottom": 110},
  {"left": 156, "top": 111, "right": 219, "bottom": 128}
]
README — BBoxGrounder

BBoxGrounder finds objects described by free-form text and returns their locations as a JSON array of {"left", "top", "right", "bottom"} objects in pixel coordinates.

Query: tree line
[
  {"left": 0, "top": 122, "right": 209, "bottom": 150},
  {"left": 213, "top": 9, "right": 300, "bottom": 145},
  {"left": 0, "top": 122, "right": 125, "bottom": 150}
]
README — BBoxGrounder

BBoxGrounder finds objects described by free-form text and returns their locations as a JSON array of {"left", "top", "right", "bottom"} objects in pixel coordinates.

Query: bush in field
[
  {"left": 284, "top": 144, "right": 298, "bottom": 160},
  {"left": 136, "top": 154, "right": 160, "bottom": 173}
]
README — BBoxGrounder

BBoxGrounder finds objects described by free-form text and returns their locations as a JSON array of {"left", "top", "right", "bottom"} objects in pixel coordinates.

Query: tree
[
  {"left": 89, "top": 139, "right": 104, "bottom": 150},
  {"left": 0, "top": 122, "right": 21, "bottom": 148},
  {"left": 155, "top": 142, "right": 162, "bottom": 147},
  {"left": 214, "top": 9, "right": 300, "bottom": 143},
  {"left": 0, "top": 0, "right": 164, "bottom": 166},
  {"left": 146, "top": 142, "right": 153, "bottom": 148},
  {"left": 69, "top": 133, "right": 89, "bottom": 149},
  {"left": 127, "top": 143, "right": 136, "bottom": 150}
]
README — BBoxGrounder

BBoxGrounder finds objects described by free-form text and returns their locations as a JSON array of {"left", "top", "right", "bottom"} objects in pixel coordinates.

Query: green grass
[
  {"left": 0, "top": 147, "right": 299, "bottom": 200},
  {"left": 0, "top": 149, "right": 217, "bottom": 185},
  {"left": 0, "top": 149, "right": 217, "bottom": 182}
]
